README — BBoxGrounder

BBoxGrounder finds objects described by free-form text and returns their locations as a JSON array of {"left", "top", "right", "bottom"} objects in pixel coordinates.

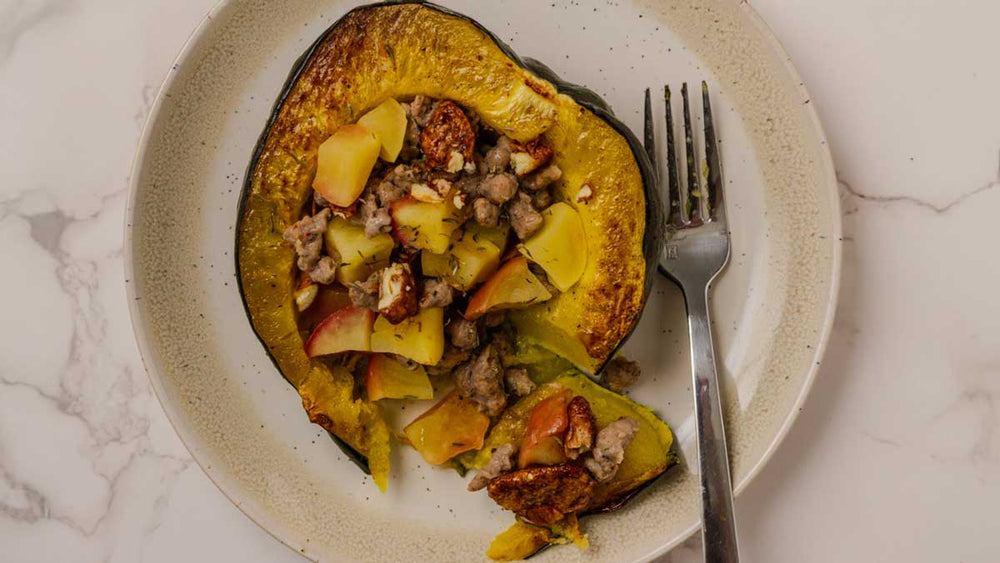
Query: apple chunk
[
  {"left": 421, "top": 232, "right": 502, "bottom": 291},
  {"left": 404, "top": 391, "right": 491, "bottom": 465},
  {"left": 366, "top": 354, "right": 434, "bottom": 401},
  {"left": 358, "top": 98, "right": 408, "bottom": 162},
  {"left": 390, "top": 197, "right": 462, "bottom": 254},
  {"left": 370, "top": 307, "right": 445, "bottom": 365},
  {"left": 465, "top": 256, "right": 553, "bottom": 320},
  {"left": 324, "top": 216, "right": 395, "bottom": 284},
  {"left": 299, "top": 285, "right": 354, "bottom": 333},
  {"left": 519, "top": 389, "right": 571, "bottom": 467},
  {"left": 313, "top": 124, "right": 381, "bottom": 207},
  {"left": 448, "top": 234, "right": 501, "bottom": 290},
  {"left": 465, "top": 222, "right": 510, "bottom": 253},
  {"left": 304, "top": 306, "right": 375, "bottom": 357},
  {"left": 420, "top": 251, "right": 453, "bottom": 279},
  {"left": 519, "top": 202, "right": 586, "bottom": 291}
]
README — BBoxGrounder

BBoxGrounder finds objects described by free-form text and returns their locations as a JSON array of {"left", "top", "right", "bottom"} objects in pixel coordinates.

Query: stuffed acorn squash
[{"left": 236, "top": 2, "right": 669, "bottom": 556}]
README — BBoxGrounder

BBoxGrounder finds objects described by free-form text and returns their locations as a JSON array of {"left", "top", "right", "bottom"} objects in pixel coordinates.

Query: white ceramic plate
[{"left": 126, "top": 1, "right": 840, "bottom": 561}]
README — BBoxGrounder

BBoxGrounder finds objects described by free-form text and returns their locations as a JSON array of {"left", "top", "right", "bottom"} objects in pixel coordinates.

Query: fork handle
[{"left": 685, "top": 288, "right": 740, "bottom": 563}]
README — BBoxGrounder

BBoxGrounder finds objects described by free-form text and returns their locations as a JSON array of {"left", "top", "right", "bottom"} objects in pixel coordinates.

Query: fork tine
[
  {"left": 663, "top": 85, "right": 683, "bottom": 227},
  {"left": 702, "top": 81, "right": 723, "bottom": 221},
  {"left": 643, "top": 88, "right": 656, "bottom": 165},
  {"left": 681, "top": 83, "right": 702, "bottom": 224}
]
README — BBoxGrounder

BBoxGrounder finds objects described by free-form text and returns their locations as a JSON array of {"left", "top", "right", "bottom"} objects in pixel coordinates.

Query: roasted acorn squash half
[{"left": 236, "top": 2, "right": 663, "bottom": 489}]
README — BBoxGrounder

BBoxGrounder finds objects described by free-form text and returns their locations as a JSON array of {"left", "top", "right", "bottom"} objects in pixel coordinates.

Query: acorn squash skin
[{"left": 236, "top": 2, "right": 663, "bottom": 480}]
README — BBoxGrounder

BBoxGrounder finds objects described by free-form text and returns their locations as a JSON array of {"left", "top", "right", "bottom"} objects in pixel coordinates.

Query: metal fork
[{"left": 644, "top": 83, "right": 740, "bottom": 563}]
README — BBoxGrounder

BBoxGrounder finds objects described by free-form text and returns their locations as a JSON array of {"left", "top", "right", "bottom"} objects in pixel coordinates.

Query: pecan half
[
  {"left": 563, "top": 396, "right": 596, "bottom": 460},
  {"left": 378, "top": 262, "right": 419, "bottom": 324},
  {"left": 419, "top": 101, "right": 476, "bottom": 169},
  {"left": 486, "top": 464, "right": 597, "bottom": 525}
]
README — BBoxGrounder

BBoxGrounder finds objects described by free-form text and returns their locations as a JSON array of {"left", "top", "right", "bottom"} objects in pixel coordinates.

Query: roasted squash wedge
[
  {"left": 458, "top": 373, "right": 676, "bottom": 508},
  {"left": 236, "top": 2, "right": 661, "bottom": 486},
  {"left": 460, "top": 371, "right": 676, "bottom": 559}
]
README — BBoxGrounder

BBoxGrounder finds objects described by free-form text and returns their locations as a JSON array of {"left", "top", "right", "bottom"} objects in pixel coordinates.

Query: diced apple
[
  {"left": 370, "top": 307, "right": 445, "bottom": 365},
  {"left": 357, "top": 98, "right": 408, "bottom": 162},
  {"left": 519, "top": 389, "right": 572, "bottom": 467},
  {"left": 418, "top": 229, "right": 501, "bottom": 290},
  {"left": 366, "top": 354, "right": 434, "bottom": 401},
  {"left": 464, "top": 256, "right": 553, "bottom": 320},
  {"left": 520, "top": 435, "right": 567, "bottom": 467},
  {"left": 421, "top": 251, "right": 453, "bottom": 279},
  {"left": 465, "top": 222, "right": 510, "bottom": 253},
  {"left": 299, "top": 285, "right": 354, "bottom": 333},
  {"left": 518, "top": 202, "right": 586, "bottom": 291},
  {"left": 390, "top": 197, "right": 462, "bottom": 254},
  {"left": 404, "top": 391, "right": 490, "bottom": 465},
  {"left": 324, "top": 216, "right": 395, "bottom": 284},
  {"left": 304, "top": 306, "right": 375, "bottom": 357},
  {"left": 448, "top": 234, "right": 501, "bottom": 290},
  {"left": 313, "top": 124, "right": 381, "bottom": 207}
]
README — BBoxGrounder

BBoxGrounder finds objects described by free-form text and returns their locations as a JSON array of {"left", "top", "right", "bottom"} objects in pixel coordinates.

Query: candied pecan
[
  {"left": 419, "top": 101, "right": 476, "bottom": 169},
  {"left": 378, "top": 263, "right": 419, "bottom": 324},
  {"left": 509, "top": 138, "right": 554, "bottom": 177},
  {"left": 563, "top": 396, "right": 596, "bottom": 460},
  {"left": 486, "top": 464, "right": 597, "bottom": 525}
]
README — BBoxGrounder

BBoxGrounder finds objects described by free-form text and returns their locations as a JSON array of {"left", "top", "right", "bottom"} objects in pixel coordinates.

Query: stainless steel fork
[{"left": 644, "top": 83, "right": 740, "bottom": 563}]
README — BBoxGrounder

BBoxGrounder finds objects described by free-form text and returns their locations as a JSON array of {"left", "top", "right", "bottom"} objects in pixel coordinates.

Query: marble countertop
[{"left": 2, "top": 1, "right": 998, "bottom": 561}]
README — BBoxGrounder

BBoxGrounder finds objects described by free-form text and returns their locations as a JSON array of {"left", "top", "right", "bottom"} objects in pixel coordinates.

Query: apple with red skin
[
  {"left": 304, "top": 306, "right": 375, "bottom": 357},
  {"left": 519, "top": 389, "right": 572, "bottom": 467},
  {"left": 299, "top": 285, "right": 354, "bottom": 333},
  {"left": 465, "top": 256, "right": 552, "bottom": 320}
]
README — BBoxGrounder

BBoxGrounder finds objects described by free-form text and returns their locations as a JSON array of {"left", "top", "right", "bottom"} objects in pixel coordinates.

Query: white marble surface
[{"left": 1, "top": 0, "right": 998, "bottom": 561}]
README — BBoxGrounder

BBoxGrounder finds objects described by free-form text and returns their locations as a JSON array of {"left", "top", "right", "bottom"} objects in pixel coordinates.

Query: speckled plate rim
[
  {"left": 659, "top": 3, "right": 843, "bottom": 557},
  {"left": 724, "top": 4, "right": 841, "bottom": 492},
  {"left": 123, "top": 1, "right": 842, "bottom": 560}
]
